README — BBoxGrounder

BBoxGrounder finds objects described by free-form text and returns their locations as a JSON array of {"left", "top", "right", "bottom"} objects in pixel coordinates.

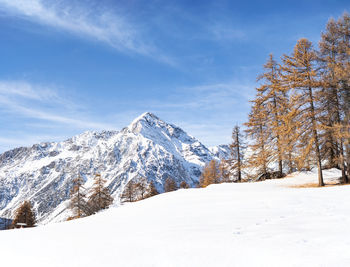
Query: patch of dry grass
[{"left": 289, "top": 181, "right": 350, "bottom": 188}]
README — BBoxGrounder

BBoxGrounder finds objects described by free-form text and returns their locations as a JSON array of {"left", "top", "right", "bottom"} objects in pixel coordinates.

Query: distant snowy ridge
[
  {"left": 0, "top": 112, "right": 229, "bottom": 224},
  {"left": 209, "top": 144, "right": 231, "bottom": 159}
]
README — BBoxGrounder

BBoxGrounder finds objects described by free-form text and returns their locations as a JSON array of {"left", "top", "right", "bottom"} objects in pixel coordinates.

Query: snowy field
[{"left": 1, "top": 169, "right": 350, "bottom": 267}]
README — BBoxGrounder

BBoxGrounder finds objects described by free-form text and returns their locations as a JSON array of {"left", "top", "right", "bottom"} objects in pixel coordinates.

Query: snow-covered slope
[
  {"left": 0, "top": 169, "right": 349, "bottom": 267},
  {"left": 209, "top": 144, "right": 231, "bottom": 159},
  {"left": 0, "top": 112, "right": 222, "bottom": 224}
]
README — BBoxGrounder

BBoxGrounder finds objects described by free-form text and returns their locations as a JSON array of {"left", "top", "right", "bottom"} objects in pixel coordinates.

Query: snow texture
[
  {"left": 0, "top": 168, "right": 349, "bottom": 267},
  {"left": 0, "top": 112, "right": 229, "bottom": 223}
]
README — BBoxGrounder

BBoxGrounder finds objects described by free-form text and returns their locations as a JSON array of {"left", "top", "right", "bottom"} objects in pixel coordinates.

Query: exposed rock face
[{"left": 0, "top": 112, "right": 229, "bottom": 224}]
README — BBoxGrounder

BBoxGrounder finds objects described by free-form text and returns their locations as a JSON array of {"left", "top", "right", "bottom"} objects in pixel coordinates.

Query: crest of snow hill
[{"left": 0, "top": 112, "right": 229, "bottom": 225}]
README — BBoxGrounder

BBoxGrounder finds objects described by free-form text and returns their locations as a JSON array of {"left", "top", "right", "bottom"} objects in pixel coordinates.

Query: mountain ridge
[{"left": 0, "top": 112, "right": 230, "bottom": 224}]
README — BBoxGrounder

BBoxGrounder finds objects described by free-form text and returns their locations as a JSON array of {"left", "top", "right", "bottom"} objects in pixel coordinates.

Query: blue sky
[{"left": 0, "top": 0, "right": 349, "bottom": 152}]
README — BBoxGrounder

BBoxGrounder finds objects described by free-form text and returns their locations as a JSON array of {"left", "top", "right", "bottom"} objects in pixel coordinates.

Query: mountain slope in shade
[{"left": 0, "top": 112, "right": 228, "bottom": 224}]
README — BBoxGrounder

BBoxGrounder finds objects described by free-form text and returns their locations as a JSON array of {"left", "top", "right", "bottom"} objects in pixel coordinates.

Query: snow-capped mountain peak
[
  {"left": 127, "top": 112, "right": 189, "bottom": 141},
  {"left": 128, "top": 112, "right": 160, "bottom": 129},
  {"left": 0, "top": 112, "right": 229, "bottom": 224}
]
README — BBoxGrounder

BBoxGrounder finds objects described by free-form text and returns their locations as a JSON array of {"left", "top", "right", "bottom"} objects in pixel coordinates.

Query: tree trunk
[
  {"left": 331, "top": 86, "right": 347, "bottom": 183},
  {"left": 272, "top": 94, "right": 283, "bottom": 177},
  {"left": 259, "top": 124, "right": 268, "bottom": 176},
  {"left": 308, "top": 87, "right": 324, "bottom": 186},
  {"left": 235, "top": 130, "right": 242, "bottom": 182},
  {"left": 288, "top": 151, "right": 293, "bottom": 173},
  {"left": 325, "top": 99, "right": 338, "bottom": 168},
  {"left": 343, "top": 86, "right": 350, "bottom": 181},
  {"left": 346, "top": 144, "right": 350, "bottom": 181}
]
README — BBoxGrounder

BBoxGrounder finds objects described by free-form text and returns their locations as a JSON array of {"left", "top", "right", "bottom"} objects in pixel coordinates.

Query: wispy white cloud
[
  {"left": 147, "top": 81, "right": 254, "bottom": 110},
  {"left": 0, "top": 81, "right": 63, "bottom": 102},
  {"left": 208, "top": 23, "right": 247, "bottom": 42},
  {"left": 0, "top": 80, "right": 115, "bottom": 130},
  {"left": 1, "top": 99, "right": 114, "bottom": 129},
  {"left": 0, "top": 0, "right": 174, "bottom": 64},
  {"left": 0, "top": 80, "right": 123, "bottom": 152}
]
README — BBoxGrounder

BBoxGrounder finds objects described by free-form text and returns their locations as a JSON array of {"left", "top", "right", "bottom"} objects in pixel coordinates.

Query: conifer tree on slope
[
  {"left": 122, "top": 177, "right": 158, "bottom": 202},
  {"left": 180, "top": 181, "right": 189, "bottom": 189},
  {"left": 244, "top": 98, "right": 272, "bottom": 179},
  {"left": 335, "top": 13, "right": 350, "bottom": 180},
  {"left": 164, "top": 177, "right": 178, "bottom": 192},
  {"left": 134, "top": 177, "right": 148, "bottom": 200},
  {"left": 146, "top": 181, "right": 159, "bottom": 198},
  {"left": 281, "top": 38, "right": 324, "bottom": 186},
  {"left": 279, "top": 92, "right": 302, "bottom": 173},
  {"left": 256, "top": 54, "right": 288, "bottom": 177},
  {"left": 219, "top": 159, "right": 231, "bottom": 182},
  {"left": 11, "top": 201, "right": 36, "bottom": 228},
  {"left": 69, "top": 176, "right": 89, "bottom": 218},
  {"left": 318, "top": 17, "right": 347, "bottom": 182},
  {"left": 88, "top": 174, "right": 114, "bottom": 214},
  {"left": 199, "top": 160, "right": 221, "bottom": 187},
  {"left": 121, "top": 179, "right": 137, "bottom": 203},
  {"left": 230, "top": 125, "right": 245, "bottom": 182},
  {"left": 318, "top": 20, "right": 340, "bottom": 169}
]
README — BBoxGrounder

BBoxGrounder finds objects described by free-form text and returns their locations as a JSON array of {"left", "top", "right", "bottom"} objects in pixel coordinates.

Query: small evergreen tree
[
  {"left": 121, "top": 179, "right": 137, "bottom": 203},
  {"left": 244, "top": 99, "right": 272, "bottom": 178},
  {"left": 256, "top": 54, "right": 288, "bottom": 177},
  {"left": 69, "top": 176, "right": 89, "bottom": 219},
  {"left": 199, "top": 160, "right": 221, "bottom": 187},
  {"left": 180, "top": 181, "right": 189, "bottom": 189},
  {"left": 146, "top": 181, "right": 159, "bottom": 198},
  {"left": 219, "top": 159, "right": 231, "bottom": 182},
  {"left": 135, "top": 177, "right": 148, "bottom": 200},
  {"left": 230, "top": 125, "right": 245, "bottom": 182},
  {"left": 11, "top": 201, "right": 36, "bottom": 228},
  {"left": 278, "top": 91, "right": 299, "bottom": 173},
  {"left": 88, "top": 174, "right": 114, "bottom": 214},
  {"left": 164, "top": 177, "right": 177, "bottom": 192}
]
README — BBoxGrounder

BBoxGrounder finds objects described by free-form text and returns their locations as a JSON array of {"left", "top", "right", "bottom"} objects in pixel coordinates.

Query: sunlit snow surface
[{"left": 1, "top": 168, "right": 349, "bottom": 267}]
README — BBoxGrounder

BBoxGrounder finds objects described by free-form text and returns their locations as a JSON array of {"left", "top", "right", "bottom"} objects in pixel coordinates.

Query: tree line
[
  {"left": 5, "top": 175, "right": 192, "bottom": 228},
  {"left": 5, "top": 173, "right": 114, "bottom": 228},
  {"left": 68, "top": 173, "right": 114, "bottom": 220},
  {"left": 120, "top": 177, "right": 189, "bottom": 203},
  {"left": 200, "top": 13, "right": 350, "bottom": 187}
]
